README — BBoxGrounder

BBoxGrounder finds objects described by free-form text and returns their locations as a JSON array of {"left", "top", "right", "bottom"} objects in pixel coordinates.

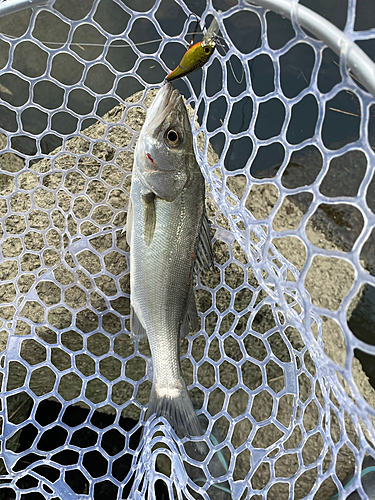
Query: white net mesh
[{"left": 0, "top": 0, "right": 375, "bottom": 498}]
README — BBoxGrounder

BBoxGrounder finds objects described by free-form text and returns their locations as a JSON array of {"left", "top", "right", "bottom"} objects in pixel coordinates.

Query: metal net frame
[{"left": 0, "top": 0, "right": 374, "bottom": 498}]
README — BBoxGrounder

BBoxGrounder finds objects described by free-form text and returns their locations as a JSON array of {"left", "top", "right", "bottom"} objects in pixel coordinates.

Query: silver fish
[{"left": 126, "top": 82, "right": 214, "bottom": 447}]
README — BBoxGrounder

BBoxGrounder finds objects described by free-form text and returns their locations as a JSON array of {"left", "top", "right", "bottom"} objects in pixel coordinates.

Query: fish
[
  {"left": 166, "top": 17, "right": 220, "bottom": 82},
  {"left": 126, "top": 82, "right": 214, "bottom": 449}
]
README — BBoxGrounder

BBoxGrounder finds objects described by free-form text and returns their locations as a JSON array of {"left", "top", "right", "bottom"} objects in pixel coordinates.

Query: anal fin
[{"left": 130, "top": 306, "right": 147, "bottom": 341}]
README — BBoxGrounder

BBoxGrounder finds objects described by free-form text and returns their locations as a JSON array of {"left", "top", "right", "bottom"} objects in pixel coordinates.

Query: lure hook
[{"left": 186, "top": 13, "right": 200, "bottom": 48}]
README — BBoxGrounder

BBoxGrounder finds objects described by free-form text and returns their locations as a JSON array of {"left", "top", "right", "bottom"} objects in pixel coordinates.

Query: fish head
[{"left": 136, "top": 83, "right": 196, "bottom": 201}]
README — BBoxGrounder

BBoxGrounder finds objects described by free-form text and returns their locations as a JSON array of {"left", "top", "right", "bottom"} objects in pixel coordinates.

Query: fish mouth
[{"left": 145, "top": 83, "right": 181, "bottom": 135}]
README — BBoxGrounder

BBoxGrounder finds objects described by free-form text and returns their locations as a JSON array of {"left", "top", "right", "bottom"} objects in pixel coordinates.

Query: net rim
[{"left": 245, "top": 0, "right": 375, "bottom": 97}]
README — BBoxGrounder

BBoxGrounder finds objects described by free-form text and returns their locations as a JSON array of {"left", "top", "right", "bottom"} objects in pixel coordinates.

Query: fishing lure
[{"left": 166, "top": 17, "right": 220, "bottom": 82}]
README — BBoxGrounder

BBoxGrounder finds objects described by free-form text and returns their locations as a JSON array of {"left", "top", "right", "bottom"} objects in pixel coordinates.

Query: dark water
[
  {"left": 0, "top": 399, "right": 171, "bottom": 500},
  {"left": 350, "top": 285, "right": 375, "bottom": 386}
]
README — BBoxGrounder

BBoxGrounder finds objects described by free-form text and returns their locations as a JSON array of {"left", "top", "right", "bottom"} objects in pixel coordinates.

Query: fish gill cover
[{"left": 0, "top": 0, "right": 374, "bottom": 499}]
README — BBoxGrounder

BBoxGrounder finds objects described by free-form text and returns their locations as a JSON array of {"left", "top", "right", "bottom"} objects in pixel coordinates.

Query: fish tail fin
[{"left": 146, "top": 384, "right": 205, "bottom": 454}]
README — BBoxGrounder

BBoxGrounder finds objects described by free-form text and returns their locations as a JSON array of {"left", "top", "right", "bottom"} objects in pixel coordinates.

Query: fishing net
[{"left": 0, "top": 0, "right": 374, "bottom": 498}]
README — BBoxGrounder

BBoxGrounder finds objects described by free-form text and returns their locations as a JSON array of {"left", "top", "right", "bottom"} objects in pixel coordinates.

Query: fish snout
[{"left": 145, "top": 84, "right": 181, "bottom": 132}]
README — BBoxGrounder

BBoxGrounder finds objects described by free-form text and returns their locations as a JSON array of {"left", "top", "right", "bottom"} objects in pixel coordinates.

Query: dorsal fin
[
  {"left": 180, "top": 280, "right": 200, "bottom": 338},
  {"left": 193, "top": 212, "right": 214, "bottom": 274}
]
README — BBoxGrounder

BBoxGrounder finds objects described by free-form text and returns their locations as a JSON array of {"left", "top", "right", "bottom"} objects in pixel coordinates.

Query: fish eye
[
  {"left": 204, "top": 46, "right": 210, "bottom": 54},
  {"left": 166, "top": 129, "right": 181, "bottom": 146}
]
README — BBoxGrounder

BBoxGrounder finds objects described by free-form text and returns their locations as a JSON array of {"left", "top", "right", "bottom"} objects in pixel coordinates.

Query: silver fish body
[{"left": 127, "top": 83, "right": 214, "bottom": 444}]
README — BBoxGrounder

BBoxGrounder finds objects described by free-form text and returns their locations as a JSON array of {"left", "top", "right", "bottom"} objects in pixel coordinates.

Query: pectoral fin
[
  {"left": 142, "top": 192, "right": 156, "bottom": 246},
  {"left": 194, "top": 212, "right": 215, "bottom": 274}
]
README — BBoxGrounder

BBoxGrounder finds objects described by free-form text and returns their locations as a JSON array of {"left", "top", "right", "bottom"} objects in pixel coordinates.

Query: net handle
[{"left": 247, "top": 0, "right": 375, "bottom": 97}]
